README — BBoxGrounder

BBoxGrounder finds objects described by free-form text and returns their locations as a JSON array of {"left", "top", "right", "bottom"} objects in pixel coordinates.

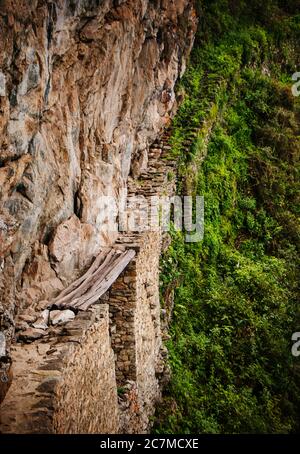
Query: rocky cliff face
[{"left": 0, "top": 0, "right": 196, "bottom": 412}]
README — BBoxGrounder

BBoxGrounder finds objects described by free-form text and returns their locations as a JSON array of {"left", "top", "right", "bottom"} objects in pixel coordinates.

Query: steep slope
[
  {"left": 0, "top": 0, "right": 197, "bottom": 405},
  {"left": 155, "top": 0, "right": 300, "bottom": 434}
]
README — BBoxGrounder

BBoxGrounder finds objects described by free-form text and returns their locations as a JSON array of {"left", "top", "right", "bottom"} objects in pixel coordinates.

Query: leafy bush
[{"left": 154, "top": 0, "right": 300, "bottom": 434}]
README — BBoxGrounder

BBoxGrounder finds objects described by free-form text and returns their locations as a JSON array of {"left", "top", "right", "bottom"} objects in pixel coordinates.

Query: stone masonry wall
[
  {"left": 53, "top": 305, "right": 119, "bottom": 434},
  {"left": 0, "top": 305, "right": 119, "bottom": 433},
  {"left": 0, "top": 126, "right": 180, "bottom": 433},
  {"left": 108, "top": 231, "right": 162, "bottom": 433},
  {"left": 0, "top": 0, "right": 198, "bottom": 432},
  {"left": 109, "top": 256, "right": 138, "bottom": 384},
  {"left": 0, "top": 0, "right": 197, "bottom": 382},
  {"left": 134, "top": 231, "right": 162, "bottom": 428}
]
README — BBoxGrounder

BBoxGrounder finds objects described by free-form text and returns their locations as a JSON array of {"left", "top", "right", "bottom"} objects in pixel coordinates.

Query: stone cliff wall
[
  {"left": 0, "top": 126, "right": 179, "bottom": 434},
  {"left": 0, "top": 0, "right": 197, "bottom": 432},
  {"left": 0, "top": 0, "right": 196, "bottom": 385}
]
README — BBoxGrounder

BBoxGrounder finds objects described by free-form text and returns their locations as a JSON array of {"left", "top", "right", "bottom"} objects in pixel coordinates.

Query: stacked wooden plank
[{"left": 52, "top": 248, "right": 136, "bottom": 311}]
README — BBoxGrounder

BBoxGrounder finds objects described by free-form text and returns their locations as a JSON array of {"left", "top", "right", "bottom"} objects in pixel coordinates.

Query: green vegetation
[{"left": 155, "top": 0, "right": 300, "bottom": 434}]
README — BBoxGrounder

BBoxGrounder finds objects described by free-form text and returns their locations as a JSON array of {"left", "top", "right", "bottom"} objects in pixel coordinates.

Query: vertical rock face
[{"left": 0, "top": 0, "right": 196, "bottom": 407}]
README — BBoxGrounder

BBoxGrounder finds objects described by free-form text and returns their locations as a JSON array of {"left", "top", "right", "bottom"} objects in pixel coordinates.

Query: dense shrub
[{"left": 154, "top": 0, "right": 300, "bottom": 434}]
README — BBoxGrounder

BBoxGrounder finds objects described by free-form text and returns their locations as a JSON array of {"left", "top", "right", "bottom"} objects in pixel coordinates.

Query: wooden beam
[
  {"left": 74, "top": 249, "right": 135, "bottom": 310},
  {"left": 55, "top": 250, "right": 118, "bottom": 308},
  {"left": 53, "top": 248, "right": 136, "bottom": 311},
  {"left": 53, "top": 249, "right": 108, "bottom": 303}
]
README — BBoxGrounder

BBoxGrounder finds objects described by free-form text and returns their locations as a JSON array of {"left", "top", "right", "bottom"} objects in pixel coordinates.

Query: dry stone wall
[
  {"left": 0, "top": 305, "right": 119, "bottom": 433},
  {"left": 0, "top": 127, "right": 178, "bottom": 434},
  {"left": 0, "top": 0, "right": 197, "bottom": 378},
  {"left": 0, "top": 0, "right": 197, "bottom": 434},
  {"left": 109, "top": 231, "right": 162, "bottom": 433}
]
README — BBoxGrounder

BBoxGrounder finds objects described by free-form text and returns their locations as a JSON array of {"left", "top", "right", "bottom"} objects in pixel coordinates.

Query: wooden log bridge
[{"left": 52, "top": 248, "right": 136, "bottom": 311}]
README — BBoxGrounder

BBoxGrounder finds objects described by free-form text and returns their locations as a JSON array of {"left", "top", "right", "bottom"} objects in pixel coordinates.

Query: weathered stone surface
[
  {"left": 41, "top": 309, "right": 50, "bottom": 325},
  {"left": 0, "top": 306, "right": 119, "bottom": 433},
  {"left": 32, "top": 309, "right": 49, "bottom": 330},
  {"left": 17, "top": 328, "right": 47, "bottom": 342},
  {"left": 0, "top": 0, "right": 197, "bottom": 433},
  {"left": 0, "top": 361, "right": 13, "bottom": 405},
  {"left": 0, "top": 129, "right": 178, "bottom": 432},
  {"left": 0, "top": 1, "right": 197, "bottom": 367},
  {"left": 15, "top": 320, "right": 30, "bottom": 332},
  {"left": 32, "top": 320, "right": 48, "bottom": 330},
  {"left": 0, "top": 332, "right": 6, "bottom": 357},
  {"left": 0, "top": 71, "right": 5, "bottom": 97},
  {"left": 50, "top": 310, "right": 75, "bottom": 326}
]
